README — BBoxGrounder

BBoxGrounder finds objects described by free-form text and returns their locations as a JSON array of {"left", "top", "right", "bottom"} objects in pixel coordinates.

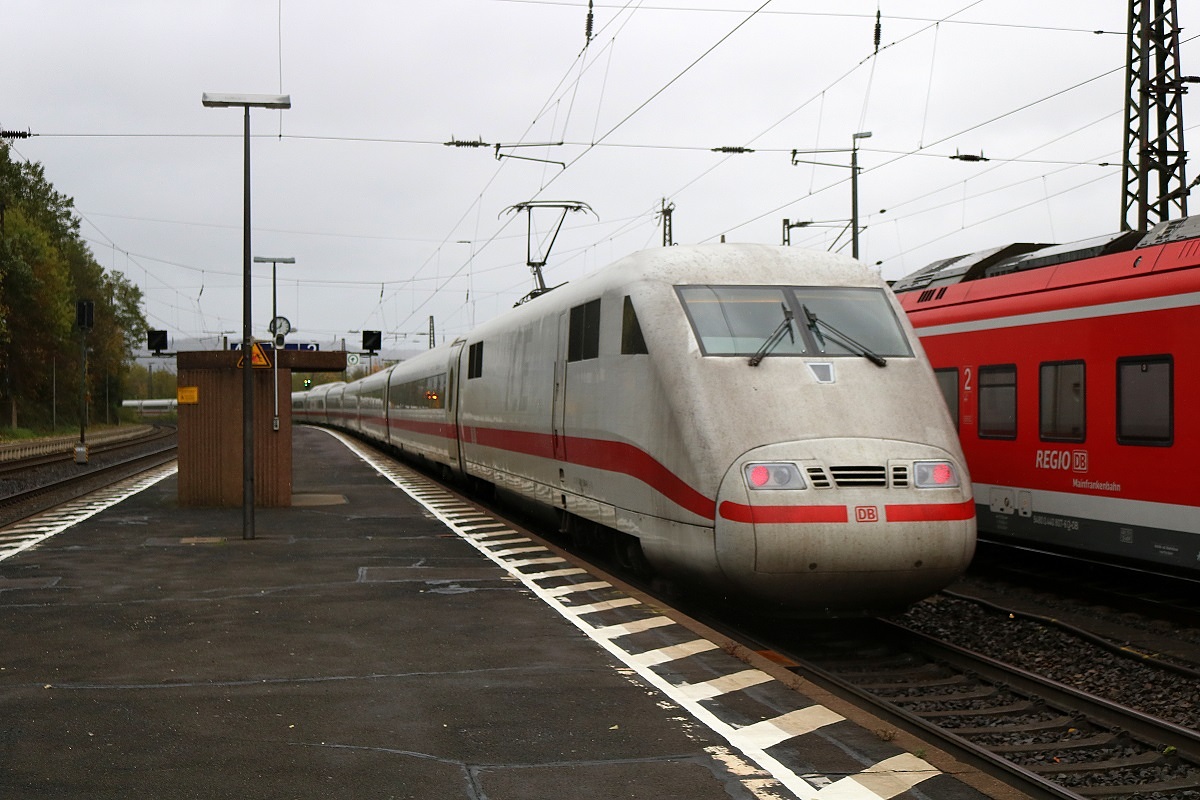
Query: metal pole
[
  {"left": 272, "top": 261, "right": 279, "bottom": 431},
  {"left": 242, "top": 105, "right": 255, "bottom": 540},
  {"left": 851, "top": 143, "right": 860, "bottom": 260}
]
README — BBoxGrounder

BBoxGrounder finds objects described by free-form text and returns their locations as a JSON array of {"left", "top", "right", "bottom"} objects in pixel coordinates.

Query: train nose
[{"left": 713, "top": 439, "right": 976, "bottom": 616}]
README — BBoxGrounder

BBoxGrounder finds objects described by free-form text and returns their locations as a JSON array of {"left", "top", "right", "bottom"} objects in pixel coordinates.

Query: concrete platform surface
[{"left": 0, "top": 426, "right": 1011, "bottom": 800}]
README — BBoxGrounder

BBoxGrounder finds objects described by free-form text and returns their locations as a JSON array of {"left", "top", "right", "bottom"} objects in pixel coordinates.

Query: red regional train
[{"left": 894, "top": 216, "right": 1200, "bottom": 575}]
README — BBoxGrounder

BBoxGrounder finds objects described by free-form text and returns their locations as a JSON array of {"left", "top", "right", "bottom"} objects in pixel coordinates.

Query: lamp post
[
  {"left": 254, "top": 255, "right": 295, "bottom": 433},
  {"left": 202, "top": 92, "right": 291, "bottom": 541}
]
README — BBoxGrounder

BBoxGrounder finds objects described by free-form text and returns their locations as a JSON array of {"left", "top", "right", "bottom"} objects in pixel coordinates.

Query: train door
[
  {"left": 447, "top": 339, "right": 467, "bottom": 472},
  {"left": 552, "top": 311, "right": 569, "bottom": 461}
]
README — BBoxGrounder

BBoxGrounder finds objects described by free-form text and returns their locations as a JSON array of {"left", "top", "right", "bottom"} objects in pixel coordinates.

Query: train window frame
[
  {"left": 1039, "top": 360, "right": 1086, "bottom": 443},
  {"left": 568, "top": 299, "right": 601, "bottom": 362},
  {"left": 675, "top": 284, "right": 913, "bottom": 359},
  {"left": 388, "top": 372, "right": 447, "bottom": 410},
  {"left": 621, "top": 296, "right": 649, "bottom": 355},
  {"left": 467, "top": 341, "right": 483, "bottom": 379},
  {"left": 1116, "top": 355, "right": 1173, "bottom": 446},
  {"left": 977, "top": 364, "right": 1017, "bottom": 440},
  {"left": 933, "top": 368, "right": 959, "bottom": 429}
]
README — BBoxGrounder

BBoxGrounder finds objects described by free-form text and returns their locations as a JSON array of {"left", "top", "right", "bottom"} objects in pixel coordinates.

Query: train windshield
[
  {"left": 677, "top": 286, "right": 809, "bottom": 356},
  {"left": 677, "top": 285, "right": 913, "bottom": 359}
]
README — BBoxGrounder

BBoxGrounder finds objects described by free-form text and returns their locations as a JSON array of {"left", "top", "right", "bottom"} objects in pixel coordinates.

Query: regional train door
[{"left": 552, "top": 312, "right": 569, "bottom": 461}]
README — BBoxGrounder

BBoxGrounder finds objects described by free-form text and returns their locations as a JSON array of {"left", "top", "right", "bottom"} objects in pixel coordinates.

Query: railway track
[
  {"left": 748, "top": 616, "right": 1200, "bottom": 799},
  {"left": 0, "top": 427, "right": 178, "bottom": 525},
  {"left": 973, "top": 539, "right": 1200, "bottom": 630}
]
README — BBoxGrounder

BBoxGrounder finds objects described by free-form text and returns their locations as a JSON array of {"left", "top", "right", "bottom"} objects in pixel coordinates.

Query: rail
[{"left": 746, "top": 618, "right": 1200, "bottom": 799}]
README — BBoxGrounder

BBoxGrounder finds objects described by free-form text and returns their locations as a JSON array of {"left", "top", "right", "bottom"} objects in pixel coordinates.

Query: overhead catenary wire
[{"left": 17, "top": 5, "right": 1172, "bottom": 346}]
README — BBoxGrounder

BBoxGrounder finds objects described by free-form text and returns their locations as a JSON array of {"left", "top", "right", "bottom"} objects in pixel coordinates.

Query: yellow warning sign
[
  {"left": 177, "top": 386, "right": 199, "bottom": 404},
  {"left": 236, "top": 342, "right": 272, "bottom": 369}
]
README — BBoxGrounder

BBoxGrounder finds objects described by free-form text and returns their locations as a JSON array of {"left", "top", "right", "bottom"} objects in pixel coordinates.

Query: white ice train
[{"left": 294, "top": 245, "right": 976, "bottom": 616}]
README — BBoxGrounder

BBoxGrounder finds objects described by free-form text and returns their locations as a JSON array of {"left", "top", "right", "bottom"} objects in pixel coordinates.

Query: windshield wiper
[
  {"left": 801, "top": 304, "right": 887, "bottom": 367},
  {"left": 748, "top": 304, "right": 795, "bottom": 367}
]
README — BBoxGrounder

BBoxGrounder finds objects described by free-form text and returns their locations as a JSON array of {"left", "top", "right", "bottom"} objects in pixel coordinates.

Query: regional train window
[
  {"left": 676, "top": 286, "right": 807, "bottom": 356},
  {"left": 621, "top": 296, "right": 648, "bottom": 355},
  {"left": 934, "top": 368, "right": 959, "bottom": 428},
  {"left": 467, "top": 342, "right": 483, "bottom": 379},
  {"left": 1039, "top": 361, "right": 1085, "bottom": 442},
  {"left": 977, "top": 364, "right": 1017, "bottom": 439},
  {"left": 568, "top": 299, "right": 601, "bottom": 362},
  {"left": 1117, "top": 355, "right": 1173, "bottom": 446}
]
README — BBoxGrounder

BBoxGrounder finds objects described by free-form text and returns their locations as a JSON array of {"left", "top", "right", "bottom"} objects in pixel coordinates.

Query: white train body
[{"left": 295, "top": 245, "right": 975, "bottom": 616}]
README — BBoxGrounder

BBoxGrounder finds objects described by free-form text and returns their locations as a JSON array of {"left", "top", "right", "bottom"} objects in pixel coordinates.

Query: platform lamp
[
  {"left": 202, "top": 92, "right": 291, "bottom": 541},
  {"left": 254, "top": 255, "right": 295, "bottom": 434}
]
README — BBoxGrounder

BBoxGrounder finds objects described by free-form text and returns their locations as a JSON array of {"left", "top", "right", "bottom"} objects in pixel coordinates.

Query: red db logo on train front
[{"left": 855, "top": 506, "right": 879, "bottom": 523}]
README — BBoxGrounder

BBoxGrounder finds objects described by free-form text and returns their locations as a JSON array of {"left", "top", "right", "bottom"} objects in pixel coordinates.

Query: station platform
[{"left": 0, "top": 426, "right": 1019, "bottom": 800}]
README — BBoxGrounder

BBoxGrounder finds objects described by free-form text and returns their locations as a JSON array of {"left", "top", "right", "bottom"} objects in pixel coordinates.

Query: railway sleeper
[
  {"left": 855, "top": 673, "right": 972, "bottom": 691},
  {"left": 1075, "top": 775, "right": 1200, "bottom": 796},
  {"left": 915, "top": 699, "right": 1040, "bottom": 718},
  {"left": 1023, "top": 748, "right": 1165, "bottom": 773},
  {"left": 890, "top": 686, "right": 1000, "bottom": 703},
  {"left": 949, "top": 714, "right": 1080, "bottom": 735},
  {"left": 803, "top": 653, "right": 918, "bottom": 670},
  {"left": 988, "top": 731, "right": 1117, "bottom": 754},
  {"left": 834, "top": 662, "right": 949, "bottom": 682}
]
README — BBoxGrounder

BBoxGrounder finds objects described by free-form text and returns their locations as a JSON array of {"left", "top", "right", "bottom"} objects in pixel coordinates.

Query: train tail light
[
  {"left": 913, "top": 461, "right": 960, "bottom": 488},
  {"left": 743, "top": 463, "right": 805, "bottom": 490}
]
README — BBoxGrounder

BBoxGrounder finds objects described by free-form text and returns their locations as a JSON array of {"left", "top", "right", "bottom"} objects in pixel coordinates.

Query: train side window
[
  {"left": 1039, "top": 361, "right": 1085, "bottom": 442},
  {"left": 621, "top": 296, "right": 648, "bottom": 355},
  {"left": 568, "top": 299, "right": 601, "bottom": 362},
  {"left": 933, "top": 368, "right": 959, "bottom": 428},
  {"left": 1117, "top": 355, "right": 1173, "bottom": 445},
  {"left": 468, "top": 342, "right": 484, "bottom": 379},
  {"left": 977, "top": 364, "right": 1017, "bottom": 439}
]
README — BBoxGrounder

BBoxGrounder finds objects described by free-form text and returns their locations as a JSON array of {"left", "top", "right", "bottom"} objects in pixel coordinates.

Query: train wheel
[{"left": 613, "top": 533, "right": 653, "bottom": 579}]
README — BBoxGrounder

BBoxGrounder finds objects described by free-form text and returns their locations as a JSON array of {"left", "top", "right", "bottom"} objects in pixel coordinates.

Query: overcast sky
[{"left": 4, "top": 1, "right": 1195, "bottom": 353}]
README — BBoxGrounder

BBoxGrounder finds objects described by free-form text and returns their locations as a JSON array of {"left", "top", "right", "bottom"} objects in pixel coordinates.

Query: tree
[{"left": 0, "top": 143, "right": 148, "bottom": 430}]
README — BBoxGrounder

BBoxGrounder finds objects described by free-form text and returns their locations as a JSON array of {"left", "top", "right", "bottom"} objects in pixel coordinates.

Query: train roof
[
  {"left": 891, "top": 216, "right": 1200, "bottom": 293},
  {"left": 462, "top": 244, "right": 883, "bottom": 338}
]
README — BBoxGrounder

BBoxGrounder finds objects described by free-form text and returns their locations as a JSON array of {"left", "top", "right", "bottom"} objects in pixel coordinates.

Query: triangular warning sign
[{"left": 237, "top": 342, "right": 273, "bottom": 369}]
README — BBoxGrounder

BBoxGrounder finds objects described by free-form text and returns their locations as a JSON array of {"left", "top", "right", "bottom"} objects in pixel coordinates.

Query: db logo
[{"left": 855, "top": 506, "right": 879, "bottom": 523}]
